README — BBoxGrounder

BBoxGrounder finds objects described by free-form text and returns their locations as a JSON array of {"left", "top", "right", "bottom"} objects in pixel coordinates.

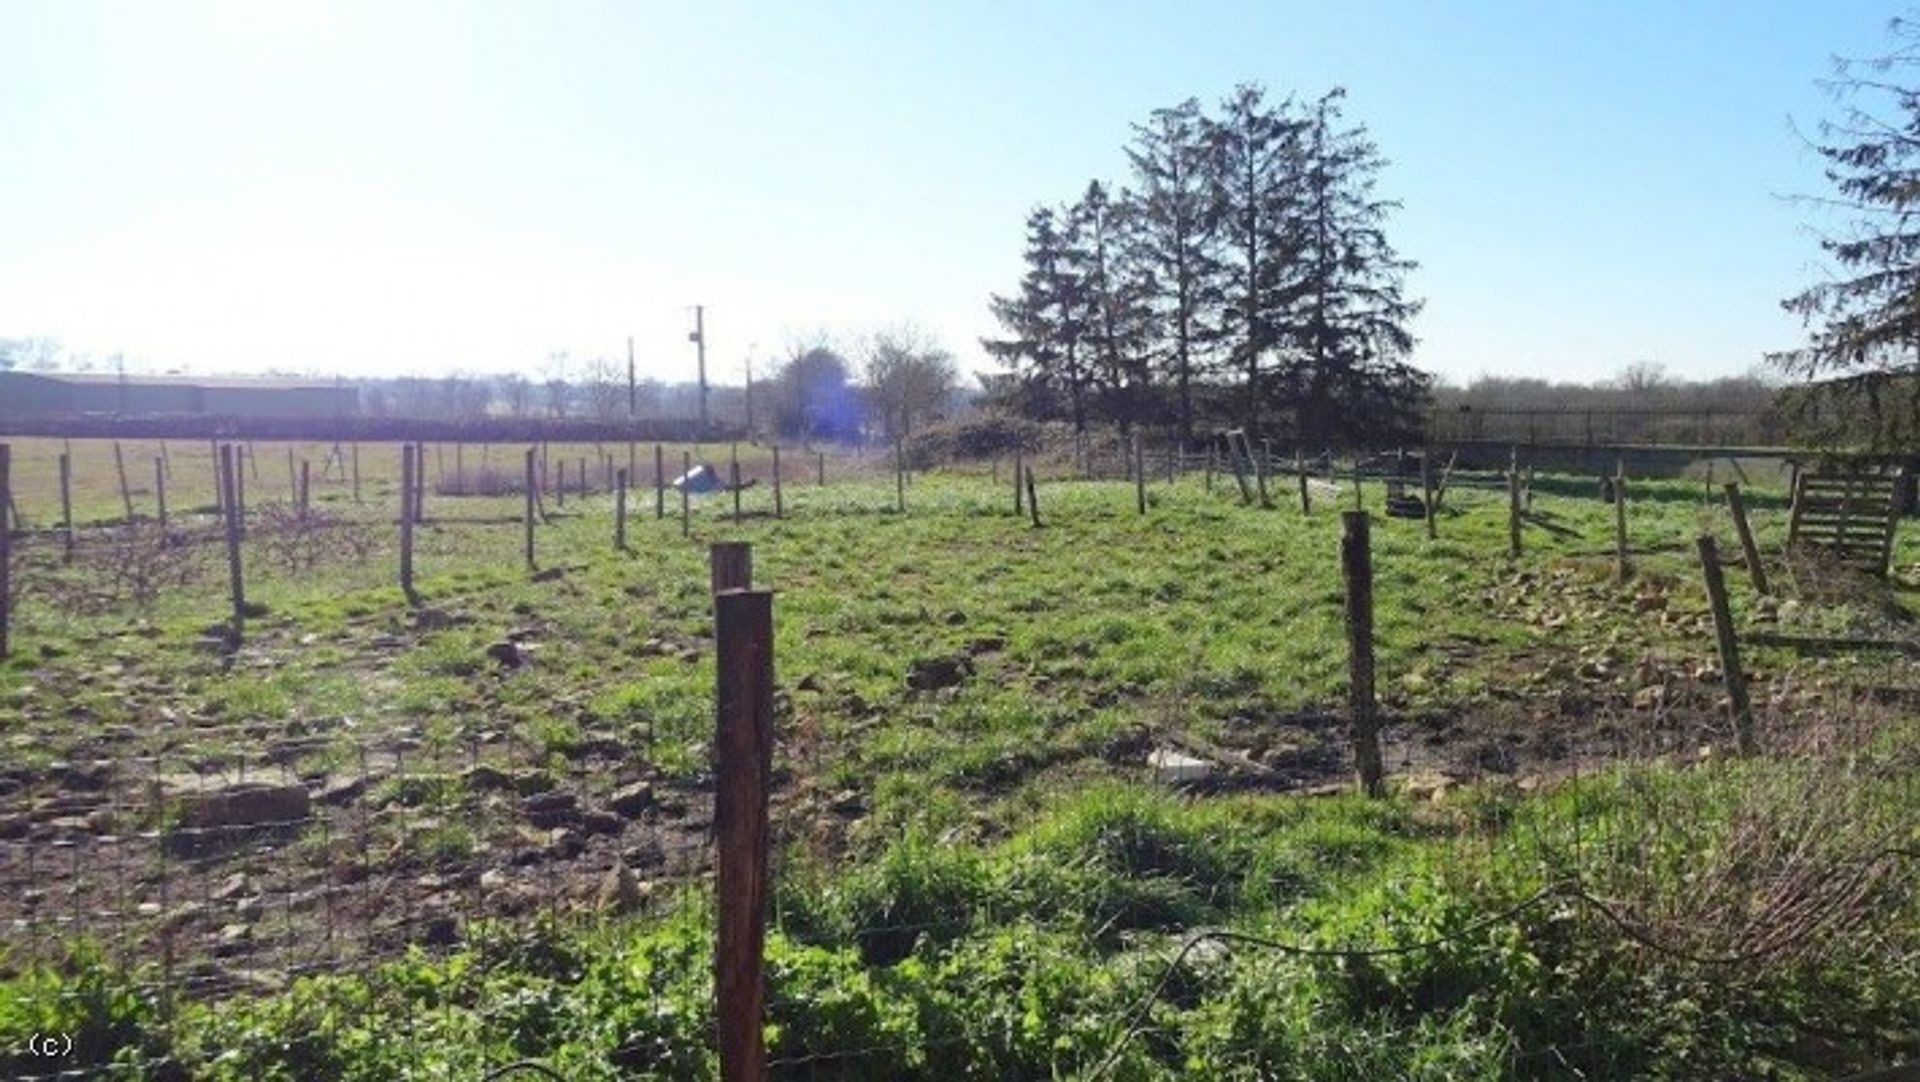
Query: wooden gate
[{"left": 1786, "top": 469, "right": 1908, "bottom": 574}]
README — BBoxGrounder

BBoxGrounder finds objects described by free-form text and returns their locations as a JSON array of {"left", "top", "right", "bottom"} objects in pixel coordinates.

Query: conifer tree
[{"left": 1124, "top": 99, "right": 1222, "bottom": 441}]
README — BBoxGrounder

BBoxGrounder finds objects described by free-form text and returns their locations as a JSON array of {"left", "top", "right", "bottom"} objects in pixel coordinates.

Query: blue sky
[{"left": 0, "top": 1, "right": 1896, "bottom": 388}]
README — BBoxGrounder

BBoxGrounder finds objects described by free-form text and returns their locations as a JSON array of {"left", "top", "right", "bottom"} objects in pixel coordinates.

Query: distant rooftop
[{"left": 4, "top": 370, "right": 346, "bottom": 391}]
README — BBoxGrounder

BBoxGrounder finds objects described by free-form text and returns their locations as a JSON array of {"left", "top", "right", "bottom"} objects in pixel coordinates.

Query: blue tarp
[{"left": 672, "top": 463, "right": 722, "bottom": 494}]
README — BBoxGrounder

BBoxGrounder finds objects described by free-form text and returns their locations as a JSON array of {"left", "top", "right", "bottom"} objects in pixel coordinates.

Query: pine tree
[
  {"left": 1280, "top": 89, "right": 1427, "bottom": 446},
  {"left": 1773, "top": 17, "right": 1920, "bottom": 452},
  {"left": 985, "top": 206, "right": 1095, "bottom": 430},
  {"left": 1124, "top": 99, "right": 1222, "bottom": 442},
  {"left": 1203, "top": 84, "right": 1308, "bottom": 435},
  {"left": 1066, "top": 181, "right": 1157, "bottom": 432}
]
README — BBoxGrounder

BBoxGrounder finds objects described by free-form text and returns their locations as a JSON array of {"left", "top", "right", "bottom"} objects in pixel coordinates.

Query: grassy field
[{"left": 1, "top": 436, "right": 1916, "bottom": 1079}]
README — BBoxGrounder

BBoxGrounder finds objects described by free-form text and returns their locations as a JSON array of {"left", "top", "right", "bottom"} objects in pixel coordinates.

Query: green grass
[{"left": 1, "top": 441, "right": 1916, "bottom": 1077}]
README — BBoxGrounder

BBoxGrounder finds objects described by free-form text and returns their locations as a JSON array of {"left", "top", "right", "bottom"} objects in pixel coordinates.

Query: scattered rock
[
  {"left": 212, "top": 873, "right": 252, "bottom": 902},
  {"left": 531, "top": 567, "right": 565, "bottom": 583},
  {"left": 906, "top": 654, "right": 972, "bottom": 692},
  {"left": 828, "top": 789, "right": 866, "bottom": 816},
  {"left": 417, "top": 915, "right": 460, "bottom": 947},
  {"left": 1148, "top": 748, "right": 1214, "bottom": 785},
  {"left": 318, "top": 775, "right": 370, "bottom": 806},
  {"left": 580, "top": 810, "right": 625, "bottom": 836},
  {"left": 461, "top": 764, "right": 514, "bottom": 793},
  {"left": 176, "top": 783, "right": 311, "bottom": 831},
  {"left": 522, "top": 789, "right": 580, "bottom": 829},
  {"left": 485, "top": 641, "right": 526, "bottom": 668},
  {"left": 608, "top": 781, "right": 655, "bottom": 818},
  {"left": 547, "top": 828, "right": 585, "bottom": 860},
  {"left": 597, "top": 861, "right": 646, "bottom": 913}
]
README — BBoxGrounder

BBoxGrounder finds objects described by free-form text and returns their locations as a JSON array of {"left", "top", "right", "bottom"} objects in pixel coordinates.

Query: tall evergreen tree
[
  {"left": 1279, "top": 89, "right": 1427, "bottom": 445},
  {"left": 1124, "top": 99, "right": 1222, "bottom": 441},
  {"left": 1773, "top": 17, "right": 1920, "bottom": 452},
  {"left": 985, "top": 206, "right": 1094, "bottom": 430},
  {"left": 1203, "top": 84, "right": 1308, "bottom": 434},
  {"left": 1067, "top": 181, "right": 1157, "bottom": 431}
]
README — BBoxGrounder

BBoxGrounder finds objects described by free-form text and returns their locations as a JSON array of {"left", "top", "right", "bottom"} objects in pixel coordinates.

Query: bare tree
[
  {"left": 541, "top": 351, "right": 572, "bottom": 419},
  {"left": 497, "top": 374, "right": 534, "bottom": 418},
  {"left": 579, "top": 355, "right": 626, "bottom": 420},
  {"left": 863, "top": 325, "right": 958, "bottom": 440}
]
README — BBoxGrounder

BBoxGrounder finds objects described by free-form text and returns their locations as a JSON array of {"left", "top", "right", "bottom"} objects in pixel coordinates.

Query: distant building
[{"left": 0, "top": 371, "right": 359, "bottom": 418}]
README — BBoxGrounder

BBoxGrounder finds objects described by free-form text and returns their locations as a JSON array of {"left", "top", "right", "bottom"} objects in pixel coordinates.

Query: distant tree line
[{"left": 983, "top": 84, "right": 1425, "bottom": 448}]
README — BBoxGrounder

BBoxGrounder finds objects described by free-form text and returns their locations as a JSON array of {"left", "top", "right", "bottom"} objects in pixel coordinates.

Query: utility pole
[
  {"left": 744, "top": 352, "right": 755, "bottom": 438},
  {"left": 627, "top": 335, "right": 637, "bottom": 418},
  {"left": 690, "top": 305, "right": 709, "bottom": 435}
]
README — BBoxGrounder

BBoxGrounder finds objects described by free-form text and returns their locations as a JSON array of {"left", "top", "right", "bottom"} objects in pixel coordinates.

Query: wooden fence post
[
  {"left": 1723, "top": 483, "right": 1769, "bottom": 595},
  {"left": 1614, "top": 469, "right": 1630, "bottom": 582},
  {"left": 895, "top": 438, "right": 906, "bottom": 514},
  {"left": 1341, "top": 510, "right": 1384, "bottom": 797},
  {"left": 523, "top": 447, "right": 537, "bottom": 570},
  {"left": 286, "top": 446, "right": 298, "bottom": 505},
  {"left": 113, "top": 440, "right": 135, "bottom": 522},
  {"left": 219, "top": 445, "right": 245, "bottom": 636},
  {"left": 1421, "top": 450, "right": 1435, "bottom": 539},
  {"left": 59, "top": 453, "right": 74, "bottom": 564},
  {"left": 155, "top": 458, "right": 168, "bottom": 529},
  {"left": 711, "top": 541, "right": 753, "bottom": 594},
  {"left": 713, "top": 586, "right": 773, "bottom": 1082},
  {"left": 1025, "top": 466, "right": 1041, "bottom": 528},
  {"left": 414, "top": 445, "right": 428, "bottom": 523},
  {"left": 351, "top": 442, "right": 361, "bottom": 504},
  {"left": 234, "top": 451, "right": 247, "bottom": 538},
  {"left": 299, "top": 460, "right": 311, "bottom": 522},
  {"left": 555, "top": 455, "right": 565, "bottom": 508},
  {"left": 1296, "top": 450, "right": 1310, "bottom": 514},
  {"left": 401, "top": 445, "right": 417, "bottom": 602},
  {"left": 1227, "top": 433, "right": 1252, "bottom": 504},
  {"left": 1013, "top": 450, "right": 1024, "bottom": 514},
  {"left": 811, "top": 449, "right": 822, "bottom": 487},
  {"left": 731, "top": 444, "right": 743, "bottom": 522},
  {"left": 1696, "top": 535, "right": 1756, "bottom": 754},
  {"left": 655, "top": 444, "right": 666, "bottom": 520},
  {"left": 0, "top": 444, "right": 11, "bottom": 660},
  {"left": 1134, "top": 436, "right": 1147, "bottom": 515},
  {"left": 160, "top": 439, "right": 172, "bottom": 480},
  {"left": 772, "top": 445, "right": 783, "bottom": 520},
  {"left": 1204, "top": 445, "right": 1214, "bottom": 494},
  {"left": 1253, "top": 439, "right": 1271, "bottom": 508},
  {"left": 209, "top": 440, "right": 222, "bottom": 514},
  {"left": 1507, "top": 467, "right": 1522, "bottom": 559},
  {"left": 682, "top": 451, "right": 692, "bottom": 538},
  {"left": 615, "top": 468, "right": 629, "bottom": 552},
  {"left": 247, "top": 440, "right": 259, "bottom": 481}
]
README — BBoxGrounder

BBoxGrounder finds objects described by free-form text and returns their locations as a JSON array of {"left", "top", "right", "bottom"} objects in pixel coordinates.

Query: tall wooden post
[
  {"left": 1341, "top": 511, "right": 1384, "bottom": 797},
  {"left": 234, "top": 451, "right": 247, "bottom": 539},
  {"left": 1421, "top": 450, "right": 1435, "bottom": 539},
  {"left": 160, "top": 439, "right": 172, "bottom": 480},
  {"left": 113, "top": 440, "right": 134, "bottom": 521},
  {"left": 351, "top": 442, "right": 362, "bottom": 504},
  {"left": 1025, "top": 466, "right": 1041, "bottom": 528},
  {"left": 615, "top": 468, "right": 629, "bottom": 551},
  {"left": 731, "top": 444, "right": 743, "bottom": 522},
  {"left": 1723, "top": 483, "right": 1768, "bottom": 595},
  {"left": 154, "top": 458, "right": 169, "bottom": 529},
  {"left": 1613, "top": 469, "right": 1630, "bottom": 582},
  {"left": 682, "top": 451, "right": 692, "bottom": 538},
  {"left": 555, "top": 454, "right": 565, "bottom": 508},
  {"left": 299, "top": 460, "right": 311, "bottom": 521},
  {"left": 286, "top": 446, "right": 298, "bottom": 505},
  {"left": 59, "top": 453, "right": 74, "bottom": 564},
  {"left": 1297, "top": 450, "right": 1310, "bottom": 514},
  {"left": 817, "top": 450, "right": 826, "bottom": 487},
  {"left": 713, "top": 587, "right": 773, "bottom": 1082},
  {"left": 219, "top": 445, "right": 245, "bottom": 636},
  {"left": 1013, "top": 450, "right": 1024, "bottom": 514},
  {"left": 655, "top": 444, "right": 666, "bottom": 520},
  {"left": 414, "top": 445, "right": 427, "bottom": 523},
  {"left": 0, "top": 445, "right": 11, "bottom": 660},
  {"left": 400, "top": 445, "right": 417, "bottom": 602},
  {"left": 1204, "top": 445, "right": 1214, "bottom": 494},
  {"left": 710, "top": 541, "right": 752, "bottom": 594},
  {"left": 209, "top": 439, "right": 223, "bottom": 514},
  {"left": 895, "top": 438, "right": 906, "bottom": 514},
  {"left": 1507, "top": 467, "right": 1523, "bottom": 559},
  {"left": 1253, "top": 440, "right": 1271, "bottom": 508},
  {"left": 523, "top": 447, "right": 537, "bottom": 570},
  {"left": 772, "top": 445, "right": 783, "bottom": 519},
  {"left": 1697, "top": 535, "right": 1756, "bottom": 755},
  {"left": 1134, "top": 436, "right": 1147, "bottom": 515}
]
